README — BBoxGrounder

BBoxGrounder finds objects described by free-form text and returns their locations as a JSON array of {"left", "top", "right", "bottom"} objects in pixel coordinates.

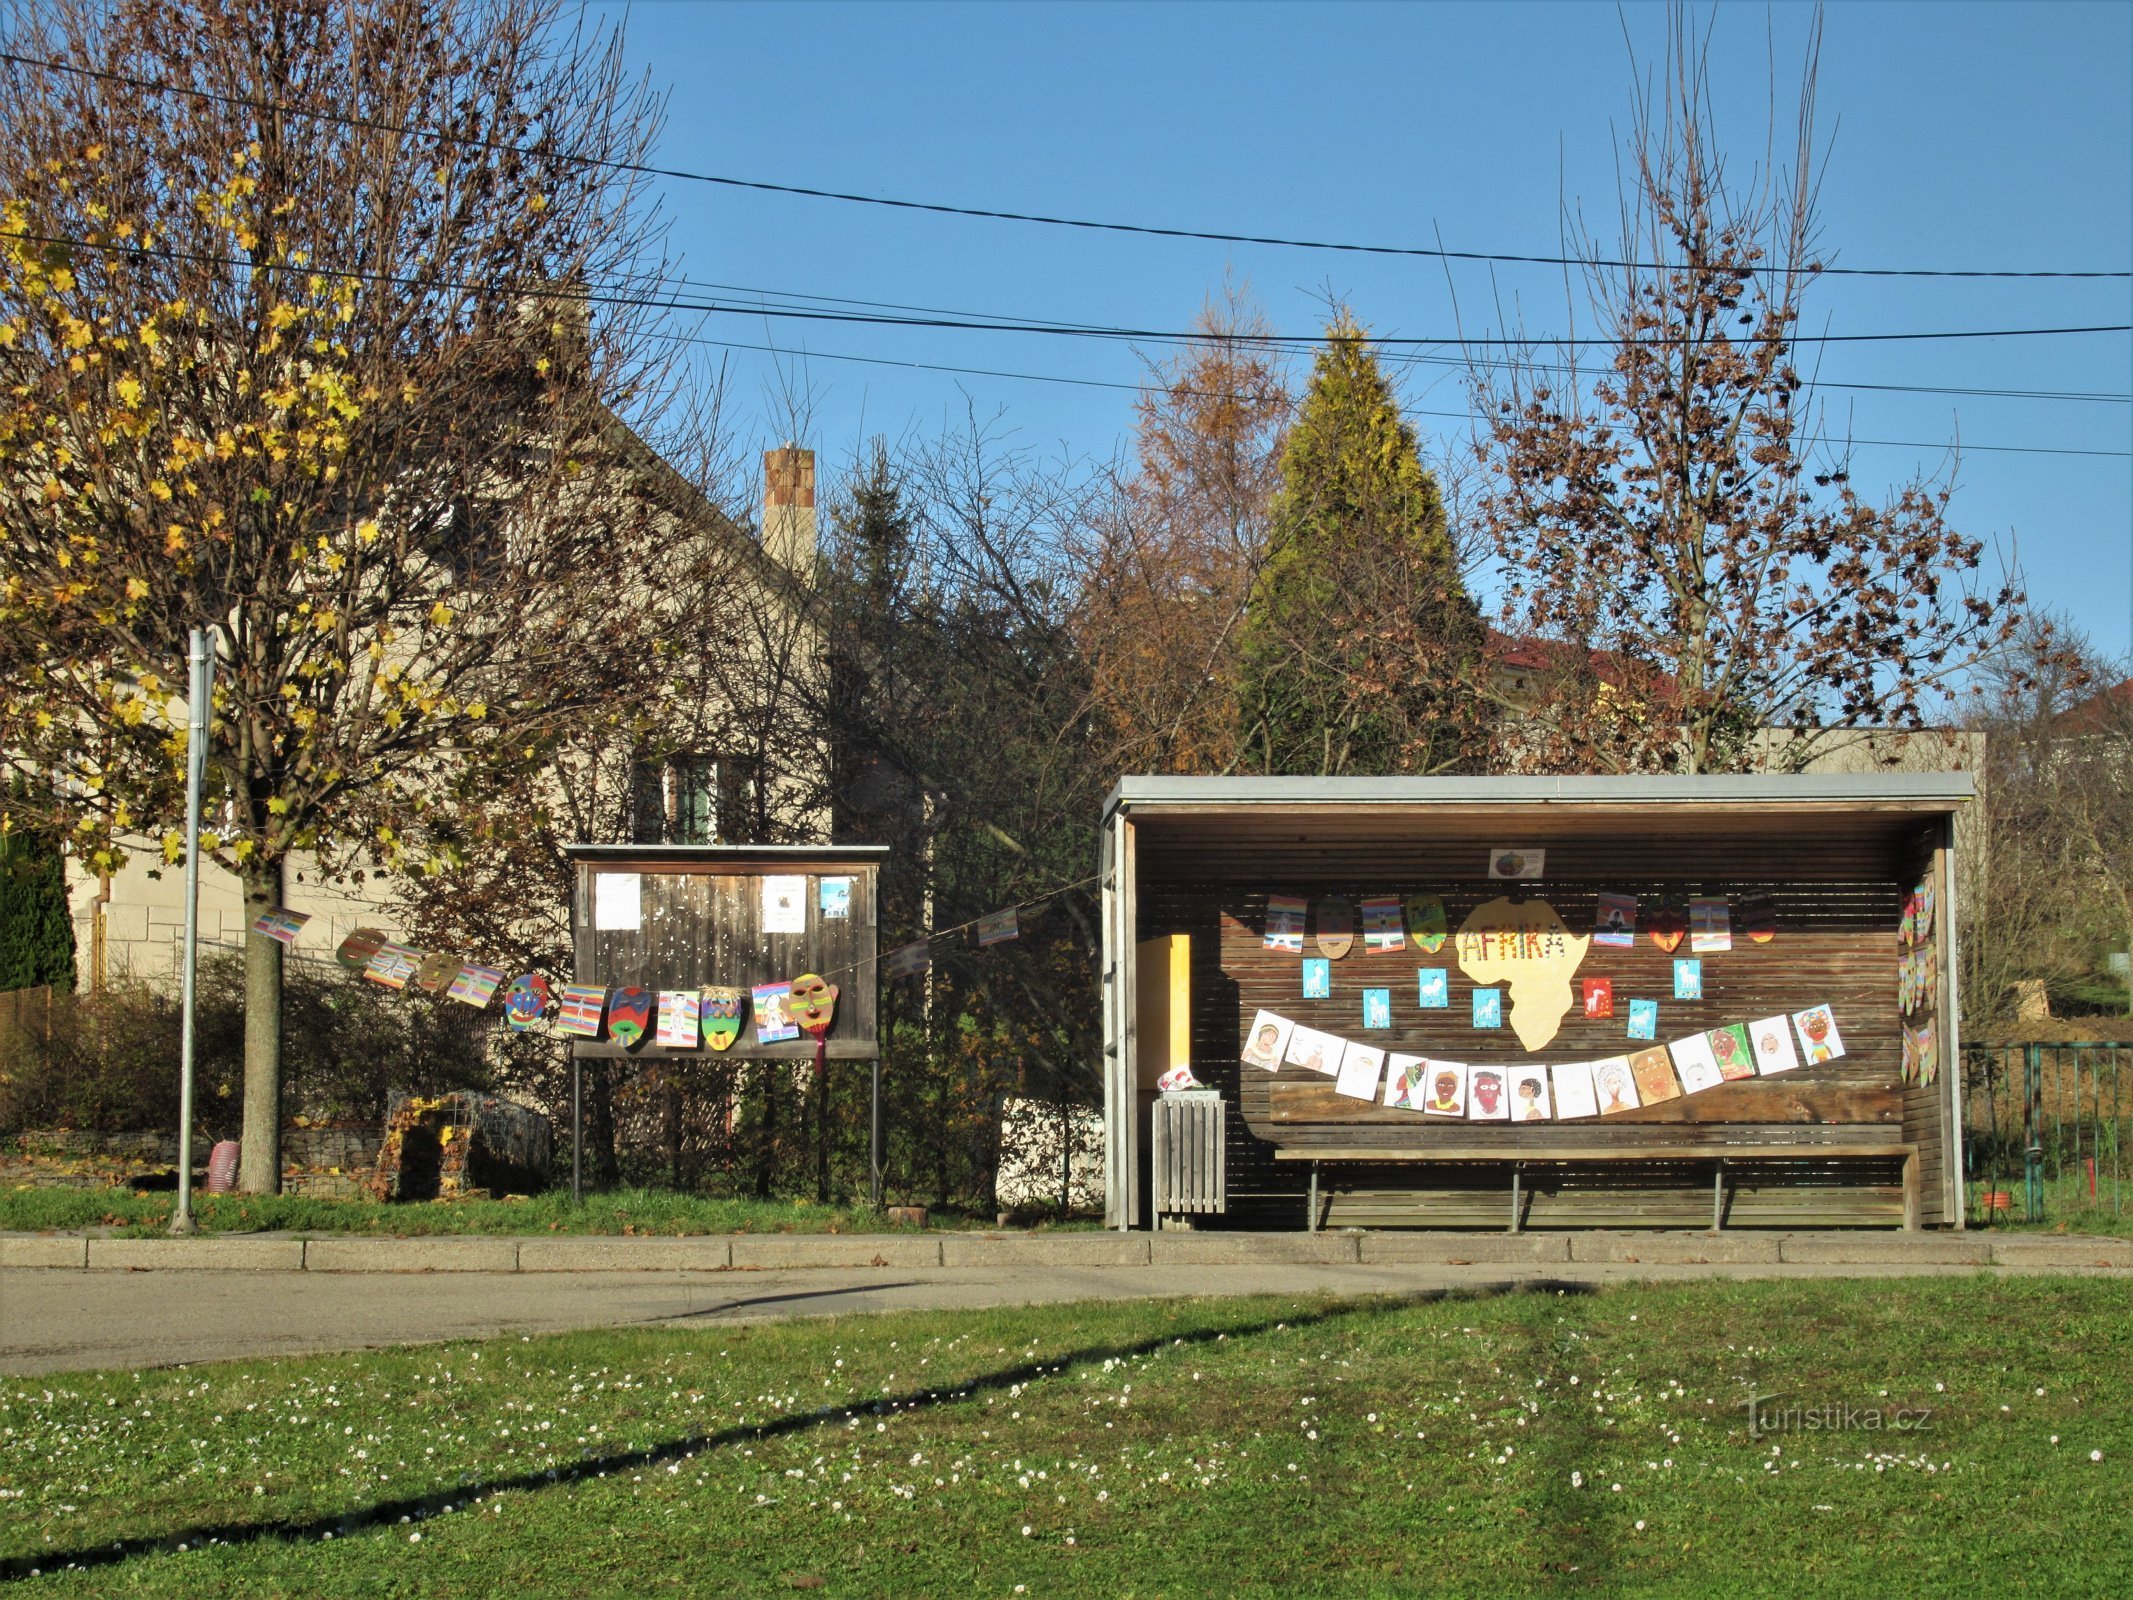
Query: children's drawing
[
  {"left": 502, "top": 973, "right": 552, "bottom": 1032},
  {"left": 251, "top": 907, "right": 311, "bottom": 946},
  {"left": 1302, "top": 958, "right": 1332, "bottom": 1000},
  {"left": 1383, "top": 1053, "right": 1426, "bottom": 1110},
  {"left": 1335, "top": 1040, "right": 1388, "bottom": 1102},
  {"left": 1582, "top": 977, "right": 1614, "bottom": 1018},
  {"left": 1668, "top": 1033, "right": 1725, "bottom": 1094},
  {"left": 445, "top": 963, "right": 505, "bottom": 1009},
  {"left": 335, "top": 927, "right": 389, "bottom": 971},
  {"left": 1707, "top": 1023, "right": 1755, "bottom": 1081},
  {"left": 1487, "top": 847, "right": 1546, "bottom": 881},
  {"left": 1689, "top": 897, "right": 1732, "bottom": 954},
  {"left": 1467, "top": 1067, "right": 1510, "bottom": 1121},
  {"left": 1361, "top": 895, "right": 1405, "bottom": 953},
  {"left": 1628, "top": 1045, "right": 1681, "bottom": 1105},
  {"left": 1739, "top": 893, "right": 1778, "bottom": 944},
  {"left": 1314, "top": 898, "right": 1355, "bottom": 959},
  {"left": 1471, "top": 987, "right": 1503, "bottom": 1029},
  {"left": 412, "top": 952, "right": 463, "bottom": 995},
  {"left": 976, "top": 907, "right": 1019, "bottom": 947},
  {"left": 555, "top": 983, "right": 608, "bottom": 1039},
  {"left": 1362, "top": 988, "right": 1392, "bottom": 1030},
  {"left": 1791, "top": 1004, "right": 1847, "bottom": 1064},
  {"left": 1748, "top": 1015, "right": 1801, "bottom": 1075},
  {"left": 752, "top": 981, "right": 798, "bottom": 1044},
  {"left": 607, "top": 987, "right": 653, "bottom": 1048},
  {"left": 1551, "top": 1061, "right": 1600, "bottom": 1119},
  {"left": 1673, "top": 958, "right": 1703, "bottom": 1000},
  {"left": 1283, "top": 1025, "right": 1341, "bottom": 1077},
  {"left": 1592, "top": 892, "right": 1637, "bottom": 949},
  {"left": 1421, "top": 1060, "right": 1468, "bottom": 1117},
  {"left": 1416, "top": 968, "right": 1449, "bottom": 1008},
  {"left": 701, "top": 987, "right": 746, "bottom": 1051},
  {"left": 1592, "top": 1054, "right": 1641, "bottom": 1114},
  {"left": 1626, "top": 998, "right": 1659, "bottom": 1041},
  {"left": 1405, "top": 894, "right": 1449, "bottom": 954},
  {"left": 657, "top": 990, "right": 703, "bottom": 1049},
  {"left": 1241, "top": 1010, "right": 1295, "bottom": 1072},
  {"left": 1510, "top": 1068, "right": 1551, "bottom": 1121},
  {"left": 1646, "top": 897, "right": 1688, "bottom": 954},
  {"left": 364, "top": 941, "right": 421, "bottom": 989},
  {"left": 1264, "top": 893, "right": 1307, "bottom": 953}
]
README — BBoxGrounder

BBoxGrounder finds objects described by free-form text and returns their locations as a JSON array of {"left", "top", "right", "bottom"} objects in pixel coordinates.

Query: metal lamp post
[{"left": 170, "top": 627, "right": 213, "bottom": 1236}]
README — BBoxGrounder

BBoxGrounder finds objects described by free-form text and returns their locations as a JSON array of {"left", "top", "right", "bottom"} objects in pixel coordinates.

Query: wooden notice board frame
[
  {"left": 563, "top": 843, "right": 886, "bottom": 1061},
  {"left": 1100, "top": 775, "right": 1972, "bottom": 1231}
]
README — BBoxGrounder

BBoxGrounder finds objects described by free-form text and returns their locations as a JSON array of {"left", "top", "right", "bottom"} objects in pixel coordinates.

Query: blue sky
[{"left": 592, "top": 0, "right": 2132, "bottom": 663}]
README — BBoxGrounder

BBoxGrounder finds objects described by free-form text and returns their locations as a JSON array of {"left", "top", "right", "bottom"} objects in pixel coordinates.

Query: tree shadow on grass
[{"left": 1, "top": 1278, "right": 1595, "bottom": 1582}]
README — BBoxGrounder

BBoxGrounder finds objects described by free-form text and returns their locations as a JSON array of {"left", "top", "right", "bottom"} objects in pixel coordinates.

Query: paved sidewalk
[{"left": 1, "top": 1229, "right": 2124, "bottom": 1375}]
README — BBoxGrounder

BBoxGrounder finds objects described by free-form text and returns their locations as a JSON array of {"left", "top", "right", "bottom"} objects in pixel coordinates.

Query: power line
[
  {"left": 7, "top": 225, "right": 2128, "bottom": 352},
  {"left": 4, "top": 46, "right": 2128, "bottom": 284}
]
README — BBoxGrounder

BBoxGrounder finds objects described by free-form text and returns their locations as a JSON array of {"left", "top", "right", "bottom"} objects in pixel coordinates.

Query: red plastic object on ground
[{"left": 206, "top": 1140, "right": 240, "bottom": 1193}]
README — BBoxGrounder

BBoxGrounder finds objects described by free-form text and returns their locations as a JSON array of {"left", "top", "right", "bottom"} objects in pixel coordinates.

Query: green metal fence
[{"left": 1962, "top": 1042, "right": 2130, "bottom": 1224}]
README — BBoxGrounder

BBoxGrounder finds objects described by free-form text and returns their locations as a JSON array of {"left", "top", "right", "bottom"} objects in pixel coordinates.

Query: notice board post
[{"left": 562, "top": 843, "right": 887, "bottom": 1202}]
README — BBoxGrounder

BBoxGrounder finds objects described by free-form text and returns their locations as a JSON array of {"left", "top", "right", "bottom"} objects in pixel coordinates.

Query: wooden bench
[{"left": 1275, "top": 1142, "right": 1923, "bottom": 1232}]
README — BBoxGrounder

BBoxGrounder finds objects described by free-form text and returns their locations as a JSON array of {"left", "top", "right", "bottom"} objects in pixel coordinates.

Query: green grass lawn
[
  {"left": 2, "top": 1278, "right": 2126, "bottom": 1596},
  {"left": 0, "top": 1186, "right": 1094, "bottom": 1238}
]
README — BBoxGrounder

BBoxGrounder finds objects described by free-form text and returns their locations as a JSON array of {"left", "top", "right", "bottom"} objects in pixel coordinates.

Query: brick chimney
[{"left": 762, "top": 444, "right": 816, "bottom": 580}]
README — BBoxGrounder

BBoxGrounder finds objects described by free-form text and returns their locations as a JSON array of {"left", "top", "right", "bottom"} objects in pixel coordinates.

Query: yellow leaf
[
  {"left": 355, "top": 518, "right": 379, "bottom": 544},
  {"left": 429, "top": 602, "right": 452, "bottom": 627}
]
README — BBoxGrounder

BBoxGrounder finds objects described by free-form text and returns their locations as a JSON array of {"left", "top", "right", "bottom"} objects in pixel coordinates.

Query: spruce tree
[
  {"left": 0, "top": 806, "right": 76, "bottom": 992},
  {"left": 1234, "top": 315, "right": 1485, "bottom": 774}
]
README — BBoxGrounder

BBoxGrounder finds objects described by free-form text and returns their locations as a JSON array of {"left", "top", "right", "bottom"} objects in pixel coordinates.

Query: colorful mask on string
[
  {"left": 503, "top": 973, "right": 552, "bottom": 1031},
  {"left": 789, "top": 972, "right": 839, "bottom": 1038},
  {"left": 1313, "top": 898, "right": 1355, "bottom": 959},
  {"left": 1646, "top": 897, "right": 1688, "bottom": 954},
  {"left": 1739, "top": 893, "right": 1778, "bottom": 945},
  {"left": 336, "top": 927, "right": 390, "bottom": 972},
  {"left": 413, "top": 952, "right": 464, "bottom": 995},
  {"left": 1405, "top": 894, "right": 1449, "bottom": 954},
  {"left": 701, "top": 987, "right": 745, "bottom": 1051},
  {"left": 607, "top": 986, "right": 653, "bottom": 1048}
]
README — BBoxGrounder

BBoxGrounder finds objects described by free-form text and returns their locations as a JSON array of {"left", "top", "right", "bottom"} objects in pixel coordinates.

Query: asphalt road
[{"left": 0, "top": 1258, "right": 2016, "bottom": 1375}]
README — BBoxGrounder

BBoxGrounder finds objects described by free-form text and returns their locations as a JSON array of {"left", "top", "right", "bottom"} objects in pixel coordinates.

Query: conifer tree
[{"left": 1234, "top": 315, "right": 1485, "bottom": 775}]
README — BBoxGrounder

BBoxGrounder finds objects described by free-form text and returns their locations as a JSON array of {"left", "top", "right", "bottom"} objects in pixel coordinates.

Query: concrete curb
[{"left": 4, "top": 1229, "right": 2127, "bottom": 1275}]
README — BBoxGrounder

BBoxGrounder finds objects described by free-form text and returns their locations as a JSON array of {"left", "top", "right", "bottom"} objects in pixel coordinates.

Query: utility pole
[{"left": 170, "top": 628, "right": 212, "bottom": 1235}]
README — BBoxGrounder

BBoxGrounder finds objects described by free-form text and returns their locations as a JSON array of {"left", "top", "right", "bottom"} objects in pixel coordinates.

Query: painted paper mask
[
  {"left": 789, "top": 972, "right": 839, "bottom": 1037},
  {"left": 1646, "top": 897, "right": 1688, "bottom": 954},
  {"left": 336, "top": 927, "right": 389, "bottom": 971},
  {"left": 607, "top": 986, "right": 653, "bottom": 1048},
  {"left": 413, "top": 952, "right": 464, "bottom": 995},
  {"left": 1313, "top": 898, "right": 1354, "bottom": 959},
  {"left": 1405, "top": 895, "right": 1449, "bottom": 954},
  {"left": 701, "top": 987, "right": 746, "bottom": 1051},
  {"left": 503, "top": 973, "right": 552, "bottom": 1031}
]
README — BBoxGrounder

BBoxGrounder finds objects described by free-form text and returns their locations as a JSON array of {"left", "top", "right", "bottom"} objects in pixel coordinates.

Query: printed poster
[
  {"left": 1792, "top": 1004, "right": 1847, "bottom": 1064},
  {"left": 1467, "top": 1066, "right": 1511, "bottom": 1121},
  {"left": 1383, "top": 1052, "right": 1427, "bottom": 1110},
  {"left": 1420, "top": 1060, "right": 1468, "bottom": 1117},
  {"left": 1405, "top": 894, "right": 1449, "bottom": 954},
  {"left": 761, "top": 875, "right": 807, "bottom": 935},
  {"left": 1487, "top": 847, "right": 1546, "bottom": 881},
  {"left": 976, "top": 907, "right": 1020, "bottom": 947},
  {"left": 445, "top": 963, "right": 505, "bottom": 1008},
  {"left": 1264, "top": 893, "right": 1307, "bottom": 954},
  {"left": 1551, "top": 1060, "right": 1600, "bottom": 1120},
  {"left": 1628, "top": 1045, "right": 1681, "bottom": 1106},
  {"left": 1335, "top": 1040, "right": 1388, "bottom": 1102},
  {"left": 555, "top": 983, "right": 609, "bottom": 1039},
  {"left": 1509, "top": 1066, "right": 1551, "bottom": 1121},
  {"left": 1707, "top": 1022, "right": 1756, "bottom": 1081},
  {"left": 752, "top": 981, "right": 799, "bottom": 1043},
  {"left": 1592, "top": 1054, "right": 1642, "bottom": 1114},
  {"left": 1748, "top": 1015, "right": 1801, "bottom": 1075},
  {"left": 818, "top": 877, "right": 853, "bottom": 920},
  {"left": 1282, "top": 1025, "right": 1342, "bottom": 1077},
  {"left": 1668, "top": 1032, "right": 1725, "bottom": 1094},
  {"left": 1689, "top": 897, "right": 1732, "bottom": 954},
  {"left": 251, "top": 906, "right": 310, "bottom": 946},
  {"left": 1302, "top": 958, "right": 1332, "bottom": 1000},
  {"left": 1361, "top": 988, "right": 1392, "bottom": 1030},
  {"left": 1241, "top": 1010, "right": 1295, "bottom": 1072},
  {"left": 1592, "top": 893, "right": 1637, "bottom": 950},
  {"left": 1416, "top": 968, "right": 1449, "bottom": 1008},
  {"left": 593, "top": 872, "right": 642, "bottom": 932},
  {"left": 1361, "top": 895, "right": 1405, "bottom": 953},
  {"left": 1673, "top": 958, "right": 1703, "bottom": 1000},
  {"left": 657, "top": 990, "right": 703, "bottom": 1049},
  {"left": 1627, "top": 998, "right": 1659, "bottom": 1041}
]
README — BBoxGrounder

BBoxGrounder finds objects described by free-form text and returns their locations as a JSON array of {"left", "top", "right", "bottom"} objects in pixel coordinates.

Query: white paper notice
[
  {"left": 593, "top": 872, "right": 642, "bottom": 931},
  {"left": 762, "top": 874, "right": 808, "bottom": 934}
]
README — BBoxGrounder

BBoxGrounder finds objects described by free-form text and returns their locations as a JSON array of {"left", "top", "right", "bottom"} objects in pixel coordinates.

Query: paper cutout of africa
[{"left": 1454, "top": 895, "right": 1592, "bottom": 1051}]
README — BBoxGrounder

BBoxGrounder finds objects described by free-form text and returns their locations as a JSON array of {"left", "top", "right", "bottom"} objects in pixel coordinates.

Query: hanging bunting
[
  {"left": 1360, "top": 895, "right": 1405, "bottom": 953},
  {"left": 1421, "top": 1060, "right": 1469, "bottom": 1116},
  {"left": 1629, "top": 1045, "right": 1681, "bottom": 1105},
  {"left": 883, "top": 941, "right": 931, "bottom": 981},
  {"left": 1382, "top": 1052, "right": 1426, "bottom": 1109},
  {"left": 1748, "top": 1015, "right": 1801, "bottom": 1075},
  {"left": 364, "top": 941, "right": 422, "bottom": 989},
  {"left": 503, "top": 973, "right": 552, "bottom": 1031},
  {"left": 701, "top": 986, "right": 747, "bottom": 1051},
  {"left": 1334, "top": 1040, "right": 1387, "bottom": 1102},
  {"left": 657, "top": 991, "right": 703, "bottom": 1049},
  {"left": 1739, "top": 893, "right": 1778, "bottom": 944},
  {"left": 1593, "top": 1055, "right": 1642, "bottom": 1114},
  {"left": 752, "top": 981, "right": 799, "bottom": 1043},
  {"left": 336, "top": 927, "right": 390, "bottom": 971},
  {"left": 607, "top": 987, "right": 653, "bottom": 1048},
  {"left": 1646, "top": 897, "right": 1688, "bottom": 954},
  {"left": 1706, "top": 1023, "right": 1756, "bottom": 1081},
  {"left": 1281, "top": 1025, "right": 1341, "bottom": 1076},
  {"left": 251, "top": 907, "right": 311, "bottom": 946},
  {"left": 1591, "top": 893, "right": 1637, "bottom": 950},
  {"left": 412, "top": 952, "right": 463, "bottom": 995},
  {"left": 1551, "top": 1061, "right": 1600, "bottom": 1119},
  {"left": 1466, "top": 1067, "right": 1510, "bottom": 1121},
  {"left": 446, "top": 963, "right": 504, "bottom": 1009},
  {"left": 975, "top": 907, "right": 1020, "bottom": 947},
  {"left": 1792, "top": 1004, "right": 1847, "bottom": 1064},
  {"left": 1668, "top": 1033, "right": 1725, "bottom": 1094},
  {"left": 555, "top": 983, "right": 608, "bottom": 1039},
  {"left": 1313, "top": 898, "right": 1354, "bottom": 959},
  {"left": 1509, "top": 1066, "right": 1552, "bottom": 1121},
  {"left": 1689, "top": 897, "right": 1733, "bottom": 954},
  {"left": 1404, "top": 894, "right": 1449, "bottom": 954},
  {"left": 1242, "top": 1010, "right": 1296, "bottom": 1072},
  {"left": 1264, "top": 893, "right": 1307, "bottom": 954}
]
